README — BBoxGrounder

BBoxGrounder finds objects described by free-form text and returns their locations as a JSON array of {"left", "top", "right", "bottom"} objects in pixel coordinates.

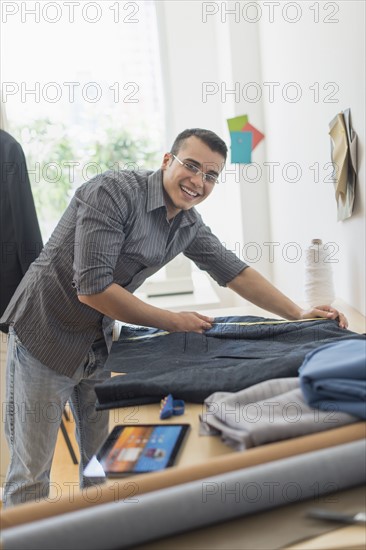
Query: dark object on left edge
[{"left": 0, "top": 129, "right": 43, "bottom": 331}]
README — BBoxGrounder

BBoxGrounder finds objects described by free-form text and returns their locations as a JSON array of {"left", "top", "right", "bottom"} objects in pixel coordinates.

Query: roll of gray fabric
[{"left": 3, "top": 440, "right": 365, "bottom": 550}]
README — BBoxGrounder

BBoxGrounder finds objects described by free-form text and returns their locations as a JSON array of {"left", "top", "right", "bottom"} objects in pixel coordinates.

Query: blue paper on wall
[{"left": 230, "top": 131, "right": 252, "bottom": 164}]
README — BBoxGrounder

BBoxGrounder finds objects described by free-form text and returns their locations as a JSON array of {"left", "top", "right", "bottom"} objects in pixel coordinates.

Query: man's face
[{"left": 161, "top": 136, "right": 225, "bottom": 220}]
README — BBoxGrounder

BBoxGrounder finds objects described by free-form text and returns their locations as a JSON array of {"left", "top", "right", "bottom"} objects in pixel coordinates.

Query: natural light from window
[{"left": 1, "top": 0, "right": 165, "bottom": 240}]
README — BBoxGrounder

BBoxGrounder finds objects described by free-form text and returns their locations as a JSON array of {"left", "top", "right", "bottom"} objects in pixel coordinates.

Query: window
[{"left": 1, "top": 1, "right": 164, "bottom": 240}]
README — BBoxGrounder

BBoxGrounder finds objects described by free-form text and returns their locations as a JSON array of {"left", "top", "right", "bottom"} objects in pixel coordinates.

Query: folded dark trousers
[{"left": 95, "top": 316, "right": 365, "bottom": 410}]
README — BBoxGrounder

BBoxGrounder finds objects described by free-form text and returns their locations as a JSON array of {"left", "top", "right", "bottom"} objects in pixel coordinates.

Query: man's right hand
[
  {"left": 78, "top": 283, "right": 214, "bottom": 334},
  {"left": 167, "top": 311, "right": 214, "bottom": 333}
]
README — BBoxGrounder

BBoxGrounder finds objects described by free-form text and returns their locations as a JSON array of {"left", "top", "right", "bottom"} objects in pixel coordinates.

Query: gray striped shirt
[{"left": 1, "top": 168, "right": 247, "bottom": 376}]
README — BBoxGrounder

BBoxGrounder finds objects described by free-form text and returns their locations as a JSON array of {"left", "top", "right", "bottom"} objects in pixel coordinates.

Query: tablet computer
[{"left": 93, "top": 424, "right": 190, "bottom": 477}]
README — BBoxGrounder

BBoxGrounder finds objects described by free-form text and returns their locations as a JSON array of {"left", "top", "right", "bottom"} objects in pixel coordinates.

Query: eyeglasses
[{"left": 172, "top": 155, "right": 219, "bottom": 185}]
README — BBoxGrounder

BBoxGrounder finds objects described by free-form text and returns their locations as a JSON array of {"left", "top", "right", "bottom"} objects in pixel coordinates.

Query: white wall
[
  {"left": 156, "top": 1, "right": 365, "bottom": 314},
  {"left": 155, "top": 1, "right": 272, "bottom": 307},
  {"left": 258, "top": 0, "right": 365, "bottom": 313},
  {"left": 156, "top": 1, "right": 242, "bottom": 307}
]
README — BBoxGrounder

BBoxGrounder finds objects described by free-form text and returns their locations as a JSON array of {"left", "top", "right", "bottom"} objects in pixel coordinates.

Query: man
[{"left": 1, "top": 128, "right": 346, "bottom": 507}]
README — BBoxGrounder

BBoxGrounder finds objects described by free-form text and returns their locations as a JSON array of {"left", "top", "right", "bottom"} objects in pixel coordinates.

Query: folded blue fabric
[{"left": 299, "top": 339, "right": 366, "bottom": 419}]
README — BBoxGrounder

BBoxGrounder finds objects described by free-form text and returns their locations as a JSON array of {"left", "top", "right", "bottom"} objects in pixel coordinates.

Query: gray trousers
[{"left": 3, "top": 328, "right": 110, "bottom": 507}]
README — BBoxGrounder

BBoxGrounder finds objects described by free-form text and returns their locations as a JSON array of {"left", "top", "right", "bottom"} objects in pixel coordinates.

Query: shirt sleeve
[
  {"left": 183, "top": 221, "right": 248, "bottom": 287},
  {"left": 72, "top": 176, "right": 128, "bottom": 295}
]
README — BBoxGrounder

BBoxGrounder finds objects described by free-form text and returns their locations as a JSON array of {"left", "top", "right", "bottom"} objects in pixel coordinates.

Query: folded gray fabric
[{"left": 200, "top": 378, "right": 356, "bottom": 450}]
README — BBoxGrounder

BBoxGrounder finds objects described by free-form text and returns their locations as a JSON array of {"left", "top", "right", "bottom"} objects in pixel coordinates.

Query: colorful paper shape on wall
[
  {"left": 227, "top": 115, "right": 249, "bottom": 132},
  {"left": 227, "top": 115, "right": 265, "bottom": 164},
  {"left": 329, "top": 108, "right": 358, "bottom": 221},
  {"left": 230, "top": 131, "right": 252, "bottom": 164},
  {"left": 242, "top": 121, "right": 265, "bottom": 150}
]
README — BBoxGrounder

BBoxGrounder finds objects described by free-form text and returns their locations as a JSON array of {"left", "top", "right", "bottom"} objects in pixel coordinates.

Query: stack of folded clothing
[
  {"left": 200, "top": 338, "right": 365, "bottom": 450},
  {"left": 299, "top": 338, "right": 366, "bottom": 418}
]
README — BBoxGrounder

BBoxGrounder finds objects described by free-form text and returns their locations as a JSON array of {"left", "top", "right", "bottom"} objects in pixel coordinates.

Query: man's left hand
[{"left": 300, "top": 305, "right": 348, "bottom": 329}]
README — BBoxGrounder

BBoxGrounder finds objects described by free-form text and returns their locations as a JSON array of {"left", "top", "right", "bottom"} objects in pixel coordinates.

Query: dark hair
[{"left": 170, "top": 128, "right": 227, "bottom": 161}]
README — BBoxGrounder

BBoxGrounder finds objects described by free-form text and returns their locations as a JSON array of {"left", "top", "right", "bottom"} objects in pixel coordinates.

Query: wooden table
[{"left": 107, "top": 300, "right": 366, "bottom": 549}]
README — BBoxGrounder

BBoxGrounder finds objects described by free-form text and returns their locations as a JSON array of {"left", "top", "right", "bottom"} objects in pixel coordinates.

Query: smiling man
[
  {"left": 1, "top": 128, "right": 346, "bottom": 507},
  {"left": 161, "top": 134, "right": 222, "bottom": 217}
]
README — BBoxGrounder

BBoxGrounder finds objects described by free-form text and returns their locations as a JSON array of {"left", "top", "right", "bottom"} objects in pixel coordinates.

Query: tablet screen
[{"left": 96, "top": 424, "right": 190, "bottom": 476}]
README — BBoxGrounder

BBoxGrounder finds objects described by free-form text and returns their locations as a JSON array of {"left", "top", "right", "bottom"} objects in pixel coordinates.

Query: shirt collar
[{"left": 147, "top": 169, "right": 198, "bottom": 227}]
